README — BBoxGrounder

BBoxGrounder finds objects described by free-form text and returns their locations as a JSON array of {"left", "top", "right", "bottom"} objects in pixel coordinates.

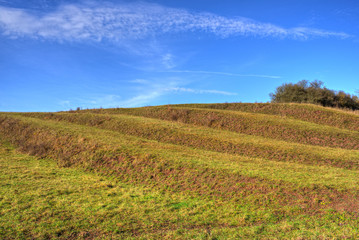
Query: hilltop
[{"left": 1, "top": 103, "right": 359, "bottom": 239}]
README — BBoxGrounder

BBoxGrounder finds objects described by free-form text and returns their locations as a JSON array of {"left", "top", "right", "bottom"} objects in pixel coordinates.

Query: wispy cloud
[
  {"left": 169, "top": 87, "right": 237, "bottom": 96},
  {"left": 59, "top": 95, "right": 124, "bottom": 109},
  {"left": 0, "top": 1, "right": 351, "bottom": 43},
  {"left": 59, "top": 100, "right": 71, "bottom": 108},
  {"left": 161, "top": 53, "right": 176, "bottom": 69},
  {"left": 162, "top": 70, "right": 281, "bottom": 79},
  {"left": 120, "top": 91, "right": 163, "bottom": 108},
  {"left": 65, "top": 77, "right": 237, "bottom": 108},
  {"left": 120, "top": 86, "right": 236, "bottom": 107},
  {"left": 129, "top": 79, "right": 150, "bottom": 84},
  {"left": 124, "top": 78, "right": 237, "bottom": 107}
]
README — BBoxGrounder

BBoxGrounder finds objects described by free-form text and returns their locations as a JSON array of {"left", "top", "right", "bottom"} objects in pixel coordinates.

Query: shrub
[{"left": 270, "top": 80, "right": 359, "bottom": 110}]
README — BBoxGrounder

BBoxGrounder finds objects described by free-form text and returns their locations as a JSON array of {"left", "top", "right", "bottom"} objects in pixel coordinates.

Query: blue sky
[{"left": 1, "top": 0, "right": 358, "bottom": 111}]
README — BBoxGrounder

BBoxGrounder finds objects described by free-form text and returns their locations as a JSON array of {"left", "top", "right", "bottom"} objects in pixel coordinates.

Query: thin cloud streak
[
  {"left": 122, "top": 86, "right": 236, "bottom": 107},
  {"left": 162, "top": 70, "right": 281, "bottom": 79},
  {"left": 0, "top": 2, "right": 351, "bottom": 43},
  {"left": 169, "top": 87, "right": 237, "bottom": 96},
  {"left": 64, "top": 83, "right": 236, "bottom": 109}
]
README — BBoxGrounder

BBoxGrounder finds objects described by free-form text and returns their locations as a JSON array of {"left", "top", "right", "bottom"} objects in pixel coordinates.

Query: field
[{"left": 1, "top": 103, "right": 359, "bottom": 239}]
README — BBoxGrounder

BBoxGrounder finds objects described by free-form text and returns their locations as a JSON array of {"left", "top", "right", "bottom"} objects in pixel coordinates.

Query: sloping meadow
[{"left": 1, "top": 103, "right": 359, "bottom": 238}]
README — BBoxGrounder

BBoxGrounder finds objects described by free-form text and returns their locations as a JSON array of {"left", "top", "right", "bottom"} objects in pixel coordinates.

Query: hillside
[{"left": 1, "top": 103, "right": 359, "bottom": 239}]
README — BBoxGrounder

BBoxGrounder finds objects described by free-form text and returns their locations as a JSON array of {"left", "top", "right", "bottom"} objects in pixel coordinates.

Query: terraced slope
[
  {"left": 1, "top": 103, "right": 359, "bottom": 239},
  {"left": 171, "top": 103, "right": 359, "bottom": 131},
  {"left": 82, "top": 106, "right": 359, "bottom": 149},
  {"left": 21, "top": 112, "right": 359, "bottom": 170}
]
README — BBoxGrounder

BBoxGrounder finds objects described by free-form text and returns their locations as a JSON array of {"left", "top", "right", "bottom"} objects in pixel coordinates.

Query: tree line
[{"left": 270, "top": 80, "right": 359, "bottom": 110}]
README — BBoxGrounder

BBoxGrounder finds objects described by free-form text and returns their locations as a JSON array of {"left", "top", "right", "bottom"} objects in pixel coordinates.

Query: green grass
[
  {"left": 1, "top": 136, "right": 359, "bottom": 239},
  {"left": 1, "top": 103, "right": 359, "bottom": 239},
  {"left": 0, "top": 137, "right": 234, "bottom": 239}
]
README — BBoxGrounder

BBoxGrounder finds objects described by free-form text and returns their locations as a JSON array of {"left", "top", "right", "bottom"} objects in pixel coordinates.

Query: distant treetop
[{"left": 270, "top": 80, "right": 359, "bottom": 110}]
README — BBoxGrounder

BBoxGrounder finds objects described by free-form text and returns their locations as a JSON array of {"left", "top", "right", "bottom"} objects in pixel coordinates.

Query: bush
[{"left": 270, "top": 80, "right": 359, "bottom": 110}]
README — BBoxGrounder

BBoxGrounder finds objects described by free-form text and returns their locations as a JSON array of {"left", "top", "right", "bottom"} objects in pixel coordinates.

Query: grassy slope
[{"left": 1, "top": 103, "right": 359, "bottom": 239}]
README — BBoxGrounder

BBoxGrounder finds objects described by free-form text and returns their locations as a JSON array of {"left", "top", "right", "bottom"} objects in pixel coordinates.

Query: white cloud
[{"left": 0, "top": 2, "right": 351, "bottom": 42}]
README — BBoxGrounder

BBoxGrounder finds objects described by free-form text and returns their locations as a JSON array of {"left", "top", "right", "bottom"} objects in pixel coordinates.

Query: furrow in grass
[
  {"left": 21, "top": 112, "right": 359, "bottom": 170},
  {"left": 82, "top": 106, "right": 359, "bottom": 150},
  {"left": 172, "top": 103, "right": 359, "bottom": 132},
  {"left": 1, "top": 114, "right": 359, "bottom": 216}
]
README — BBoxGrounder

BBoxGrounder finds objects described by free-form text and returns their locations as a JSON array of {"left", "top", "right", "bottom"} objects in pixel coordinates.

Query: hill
[{"left": 1, "top": 103, "right": 359, "bottom": 239}]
